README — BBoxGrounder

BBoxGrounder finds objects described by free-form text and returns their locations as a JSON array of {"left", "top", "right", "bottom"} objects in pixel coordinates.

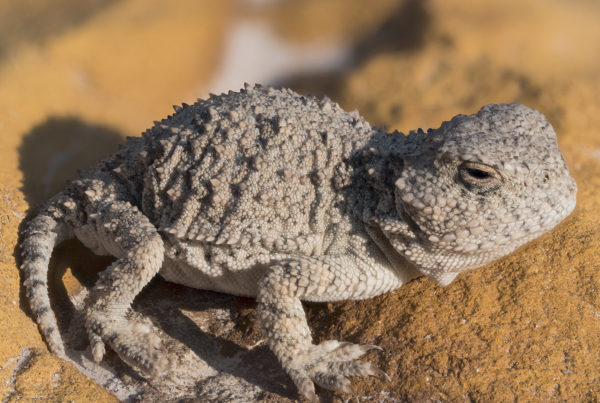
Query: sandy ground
[{"left": 1, "top": 0, "right": 599, "bottom": 401}]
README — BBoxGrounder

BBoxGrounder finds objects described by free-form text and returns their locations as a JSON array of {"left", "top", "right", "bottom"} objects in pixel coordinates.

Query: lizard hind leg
[{"left": 82, "top": 200, "right": 169, "bottom": 377}]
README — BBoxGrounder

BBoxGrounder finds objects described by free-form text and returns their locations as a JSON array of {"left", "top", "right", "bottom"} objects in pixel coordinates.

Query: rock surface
[{"left": 2, "top": 0, "right": 600, "bottom": 401}]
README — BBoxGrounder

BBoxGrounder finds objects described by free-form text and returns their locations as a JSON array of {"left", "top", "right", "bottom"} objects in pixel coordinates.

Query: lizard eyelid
[{"left": 458, "top": 161, "right": 502, "bottom": 192}]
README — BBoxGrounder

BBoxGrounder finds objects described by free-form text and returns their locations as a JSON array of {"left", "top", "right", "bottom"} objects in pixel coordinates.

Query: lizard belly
[{"left": 159, "top": 241, "right": 267, "bottom": 297}]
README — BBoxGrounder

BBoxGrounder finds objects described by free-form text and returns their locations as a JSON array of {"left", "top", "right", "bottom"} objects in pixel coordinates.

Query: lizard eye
[
  {"left": 465, "top": 167, "right": 491, "bottom": 179},
  {"left": 458, "top": 162, "right": 501, "bottom": 192}
]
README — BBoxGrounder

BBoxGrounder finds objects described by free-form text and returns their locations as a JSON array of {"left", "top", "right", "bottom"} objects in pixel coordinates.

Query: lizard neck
[
  {"left": 334, "top": 128, "right": 429, "bottom": 285},
  {"left": 343, "top": 127, "right": 428, "bottom": 224},
  {"left": 364, "top": 223, "right": 422, "bottom": 285}
]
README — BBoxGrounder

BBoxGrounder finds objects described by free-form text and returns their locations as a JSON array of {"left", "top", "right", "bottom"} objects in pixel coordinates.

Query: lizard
[{"left": 19, "top": 84, "right": 577, "bottom": 400}]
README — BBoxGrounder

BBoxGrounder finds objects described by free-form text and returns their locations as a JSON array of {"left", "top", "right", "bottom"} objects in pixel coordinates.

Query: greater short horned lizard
[{"left": 20, "top": 84, "right": 576, "bottom": 400}]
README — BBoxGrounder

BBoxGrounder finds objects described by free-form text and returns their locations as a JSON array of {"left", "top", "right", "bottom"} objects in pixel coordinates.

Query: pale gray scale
[
  {"left": 73, "top": 224, "right": 112, "bottom": 256},
  {"left": 161, "top": 240, "right": 279, "bottom": 297}
]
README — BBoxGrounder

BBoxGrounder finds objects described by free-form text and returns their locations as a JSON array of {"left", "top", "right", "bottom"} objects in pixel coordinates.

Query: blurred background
[{"left": 2, "top": 0, "right": 599, "bottom": 207}]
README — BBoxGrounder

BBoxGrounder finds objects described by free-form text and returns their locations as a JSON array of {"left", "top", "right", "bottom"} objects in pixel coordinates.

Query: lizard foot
[
  {"left": 86, "top": 313, "right": 170, "bottom": 377},
  {"left": 289, "top": 340, "right": 388, "bottom": 401}
]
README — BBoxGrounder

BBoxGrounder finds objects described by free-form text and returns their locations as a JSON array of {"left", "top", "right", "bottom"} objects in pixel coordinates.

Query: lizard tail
[{"left": 20, "top": 196, "right": 75, "bottom": 358}]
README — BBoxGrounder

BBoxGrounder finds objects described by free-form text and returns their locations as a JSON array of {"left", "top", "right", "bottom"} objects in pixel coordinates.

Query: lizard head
[{"left": 389, "top": 104, "right": 577, "bottom": 286}]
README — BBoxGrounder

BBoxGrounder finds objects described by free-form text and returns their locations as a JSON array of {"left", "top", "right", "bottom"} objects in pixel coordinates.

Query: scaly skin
[{"left": 20, "top": 84, "right": 576, "bottom": 400}]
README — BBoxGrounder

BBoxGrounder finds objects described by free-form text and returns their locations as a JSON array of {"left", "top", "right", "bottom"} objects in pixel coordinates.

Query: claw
[
  {"left": 298, "top": 378, "right": 318, "bottom": 402},
  {"left": 373, "top": 367, "right": 391, "bottom": 382},
  {"left": 360, "top": 361, "right": 391, "bottom": 381},
  {"left": 361, "top": 344, "right": 383, "bottom": 352},
  {"left": 339, "top": 377, "right": 354, "bottom": 394},
  {"left": 88, "top": 330, "right": 106, "bottom": 362},
  {"left": 91, "top": 340, "right": 105, "bottom": 362},
  {"left": 305, "top": 391, "right": 319, "bottom": 403}
]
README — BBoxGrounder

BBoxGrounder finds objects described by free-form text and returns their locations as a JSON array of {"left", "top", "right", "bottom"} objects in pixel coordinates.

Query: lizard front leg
[{"left": 257, "top": 255, "right": 402, "bottom": 400}]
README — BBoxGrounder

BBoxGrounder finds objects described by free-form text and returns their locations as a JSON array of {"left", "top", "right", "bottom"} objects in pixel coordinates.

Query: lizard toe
[{"left": 288, "top": 340, "right": 384, "bottom": 398}]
